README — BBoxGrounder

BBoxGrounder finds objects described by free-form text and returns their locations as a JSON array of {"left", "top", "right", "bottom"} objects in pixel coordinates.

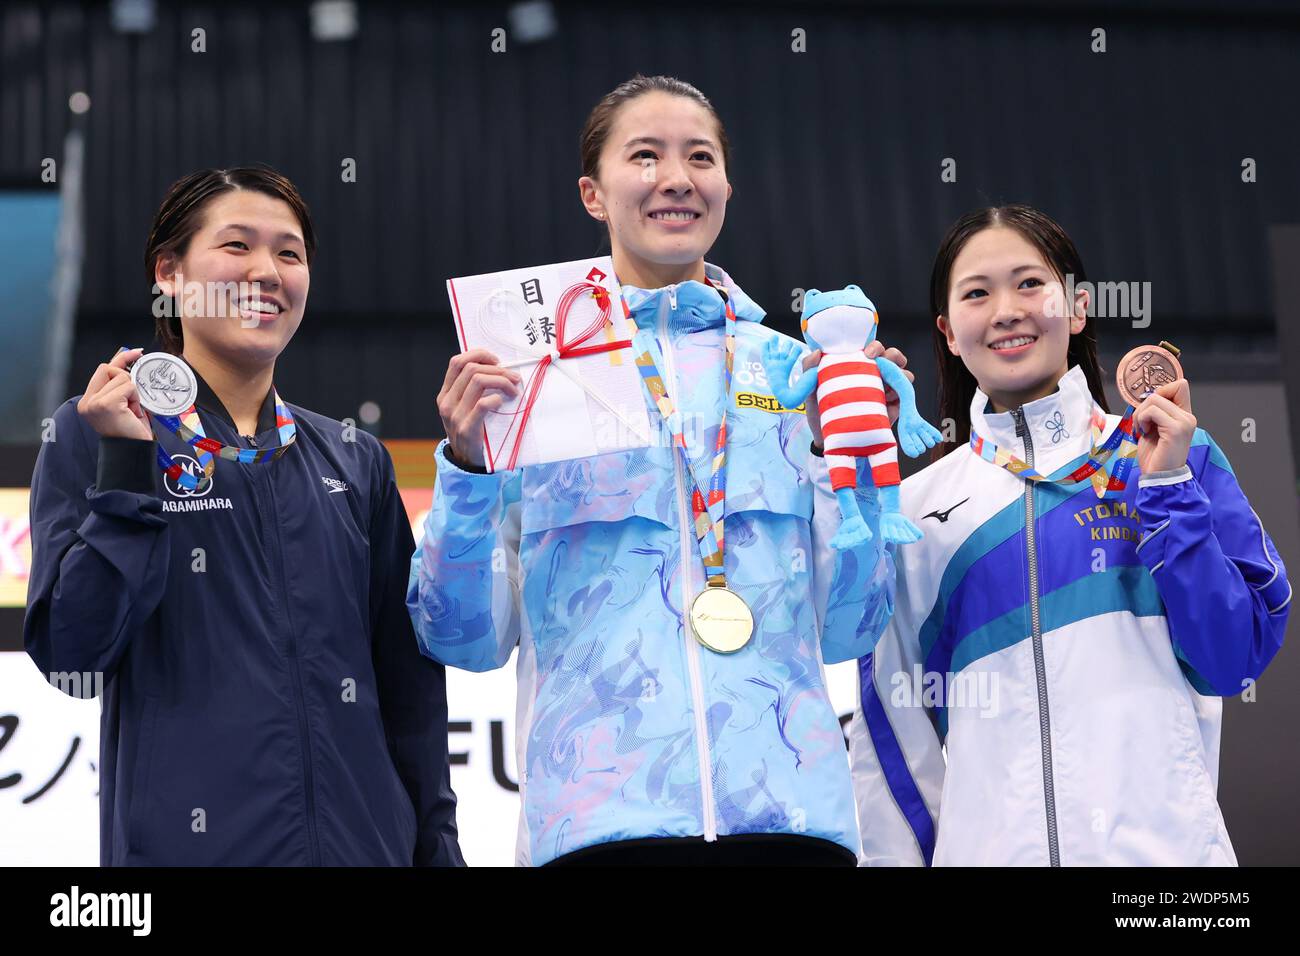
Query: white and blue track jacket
[{"left": 848, "top": 365, "right": 1290, "bottom": 866}]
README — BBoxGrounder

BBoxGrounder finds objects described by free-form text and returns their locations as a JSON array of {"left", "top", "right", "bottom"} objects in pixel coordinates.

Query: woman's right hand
[
  {"left": 437, "top": 349, "right": 522, "bottom": 469},
  {"left": 77, "top": 348, "right": 154, "bottom": 441}
]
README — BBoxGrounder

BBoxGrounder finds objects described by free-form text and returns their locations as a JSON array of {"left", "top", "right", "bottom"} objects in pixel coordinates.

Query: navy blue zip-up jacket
[{"left": 25, "top": 371, "right": 464, "bottom": 866}]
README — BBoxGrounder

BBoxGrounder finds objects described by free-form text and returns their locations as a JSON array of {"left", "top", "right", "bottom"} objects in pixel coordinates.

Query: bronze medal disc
[{"left": 1116, "top": 342, "right": 1183, "bottom": 407}]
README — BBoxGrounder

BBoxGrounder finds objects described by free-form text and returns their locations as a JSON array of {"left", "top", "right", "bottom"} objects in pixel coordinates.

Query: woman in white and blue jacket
[
  {"left": 408, "top": 76, "right": 915, "bottom": 866},
  {"left": 848, "top": 205, "right": 1289, "bottom": 866}
]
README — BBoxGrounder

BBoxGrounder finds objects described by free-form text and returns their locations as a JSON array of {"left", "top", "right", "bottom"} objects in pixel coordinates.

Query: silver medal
[{"left": 130, "top": 352, "right": 198, "bottom": 416}]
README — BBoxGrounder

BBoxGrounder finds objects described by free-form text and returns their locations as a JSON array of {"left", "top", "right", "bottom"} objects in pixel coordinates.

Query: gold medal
[
  {"left": 1116, "top": 341, "right": 1182, "bottom": 407},
  {"left": 689, "top": 580, "right": 754, "bottom": 654}
]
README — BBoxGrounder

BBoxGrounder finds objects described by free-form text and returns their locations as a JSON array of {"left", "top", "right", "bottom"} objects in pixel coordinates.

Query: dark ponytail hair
[
  {"left": 930, "top": 204, "right": 1109, "bottom": 459},
  {"left": 579, "top": 74, "right": 732, "bottom": 181},
  {"left": 145, "top": 165, "right": 317, "bottom": 354}
]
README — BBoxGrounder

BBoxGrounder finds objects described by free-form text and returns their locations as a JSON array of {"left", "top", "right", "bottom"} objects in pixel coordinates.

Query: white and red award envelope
[{"left": 446, "top": 257, "right": 652, "bottom": 472}]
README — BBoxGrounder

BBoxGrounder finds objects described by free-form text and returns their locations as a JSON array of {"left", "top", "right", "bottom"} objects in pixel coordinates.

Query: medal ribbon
[
  {"left": 153, "top": 390, "right": 297, "bottom": 491},
  {"left": 494, "top": 280, "right": 631, "bottom": 471},
  {"left": 969, "top": 402, "right": 1140, "bottom": 497},
  {"left": 627, "top": 280, "right": 737, "bottom": 585}
]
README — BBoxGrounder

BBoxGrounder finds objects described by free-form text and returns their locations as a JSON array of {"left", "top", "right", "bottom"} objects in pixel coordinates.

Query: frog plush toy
[{"left": 762, "top": 285, "right": 943, "bottom": 549}]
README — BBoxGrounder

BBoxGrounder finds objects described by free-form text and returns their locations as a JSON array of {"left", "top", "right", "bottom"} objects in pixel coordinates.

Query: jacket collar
[
  {"left": 620, "top": 262, "right": 766, "bottom": 336},
  {"left": 192, "top": 367, "right": 278, "bottom": 437},
  {"left": 970, "top": 365, "right": 1109, "bottom": 474}
]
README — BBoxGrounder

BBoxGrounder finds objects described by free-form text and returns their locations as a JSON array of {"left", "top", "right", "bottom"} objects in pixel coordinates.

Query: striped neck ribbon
[
  {"left": 970, "top": 401, "right": 1139, "bottom": 498},
  {"left": 152, "top": 390, "right": 297, "bottom": 492},
  {"left": 627, "top": 278, "right": 737, "bottom": 585}
]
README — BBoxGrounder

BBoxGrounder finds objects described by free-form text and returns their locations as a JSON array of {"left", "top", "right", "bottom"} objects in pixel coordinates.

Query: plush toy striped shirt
[{"left": 817, "top": 352, "right": 901, "bottom": 491}]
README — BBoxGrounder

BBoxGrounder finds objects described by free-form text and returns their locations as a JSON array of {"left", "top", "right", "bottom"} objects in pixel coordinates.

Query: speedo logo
[{"left": 736, "top": 392, "right": 804, "bottom": 414}]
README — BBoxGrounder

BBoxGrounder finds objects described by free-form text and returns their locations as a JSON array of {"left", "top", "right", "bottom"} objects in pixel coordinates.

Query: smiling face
[
  {"left": 938, "top": 227, "right": 1088, "bottom": 412},
  {"left": 155, "top": 189, "right": 310, "bottom": 369},
  {"left": 578, "top": 90, "right": 731, "bottom": 289}
]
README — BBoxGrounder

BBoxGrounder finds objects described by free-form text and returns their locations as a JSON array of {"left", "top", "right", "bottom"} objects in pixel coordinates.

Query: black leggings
[{"left": 544, "top": 833, "right": 857, "bottom": 866}]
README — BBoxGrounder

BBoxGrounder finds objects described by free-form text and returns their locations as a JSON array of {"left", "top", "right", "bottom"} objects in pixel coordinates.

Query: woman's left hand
[
  {"left": 802, "top": 341, "right": 914, "bottom": 446},
  {"left": 1133, "top": 378, "right": 1196, "bottom": 474}
]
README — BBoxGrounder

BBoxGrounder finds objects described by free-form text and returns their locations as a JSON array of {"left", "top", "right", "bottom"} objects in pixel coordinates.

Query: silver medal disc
[{"left": 130, "top": 352, "right": 198, "bottom": 416}]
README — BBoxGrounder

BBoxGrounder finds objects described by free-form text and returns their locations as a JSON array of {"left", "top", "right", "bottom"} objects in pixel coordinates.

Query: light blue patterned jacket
[{"left": 408, "top": 264, "right": 896, "bottom": 864}]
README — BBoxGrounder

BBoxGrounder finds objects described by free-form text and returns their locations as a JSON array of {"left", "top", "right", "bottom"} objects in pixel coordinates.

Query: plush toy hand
[
  {"left": 762, "top": 337, "right": 802, "bottom": 386},
  {"left": 898, "top": 412, "right": 943, "bottom": 459}
]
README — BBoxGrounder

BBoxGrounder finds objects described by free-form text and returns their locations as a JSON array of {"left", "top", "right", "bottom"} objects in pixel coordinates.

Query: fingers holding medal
[
  {"left": 77, "top": 347, "right": 154, "bottom": 441},
  {"left": 1118, "top": 342, "right": 1196, "bottom": 474}
]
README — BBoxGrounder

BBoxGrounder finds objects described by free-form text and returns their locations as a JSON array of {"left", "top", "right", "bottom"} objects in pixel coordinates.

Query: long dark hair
[
  {"left": 145, "top": 165, "right": 317, "bottom": 354},
  {"left": 930, "top": 204, "right": 1109, "bottom": 459}
]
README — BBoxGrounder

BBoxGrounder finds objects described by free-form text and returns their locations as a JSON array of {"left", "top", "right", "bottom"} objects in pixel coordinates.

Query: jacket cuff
[
  {"left": 96, "top": 437, "right": 158, "bottom": 494},
  {"left": 439, "top": 438, "right": 491, "bottom": 475},
  {"left": 1138, "top": 464, "right": 1193, "bottom": 488},
  {"left": 435, "top": 439, "right": 504, "bottom": 485}
]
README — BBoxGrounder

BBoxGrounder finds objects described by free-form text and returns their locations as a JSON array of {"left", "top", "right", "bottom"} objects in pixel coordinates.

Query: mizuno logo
[{"left": 923, "top": 498, "right": 970, "bottom": 523}]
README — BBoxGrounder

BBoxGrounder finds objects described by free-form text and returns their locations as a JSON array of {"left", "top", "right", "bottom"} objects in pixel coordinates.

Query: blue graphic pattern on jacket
[{"left": 409, "top": 263, "right": 896, "bottom": 864}]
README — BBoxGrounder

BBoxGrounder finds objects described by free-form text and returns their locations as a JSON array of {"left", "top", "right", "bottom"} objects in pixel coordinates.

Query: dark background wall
[{"left": 2, "top": 1, "right": 1298, "bottom": 437}]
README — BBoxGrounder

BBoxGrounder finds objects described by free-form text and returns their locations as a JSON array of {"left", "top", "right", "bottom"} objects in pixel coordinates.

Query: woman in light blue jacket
[{"left": 408, "top": 75, "right": 911, "bottom": 866}]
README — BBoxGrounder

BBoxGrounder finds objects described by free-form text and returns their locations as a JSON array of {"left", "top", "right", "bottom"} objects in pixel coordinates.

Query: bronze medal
[{"left": 1116, "top": 341, "right": 1182, "bottom": 407}]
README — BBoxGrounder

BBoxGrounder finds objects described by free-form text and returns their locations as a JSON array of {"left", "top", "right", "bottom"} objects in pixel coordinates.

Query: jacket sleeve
[
  {"left": 24, "top": 400, "right": 171, "bottom": 692},
  {"left": 846, "top": 536, "right": 945, "bottom": 866},
  {"left": 367, "top": 438, "right": 465, "bottom": 866},
  {"left": 406, "top": 439, "right": 523, "bottom": 672},
  {"left": 1134, "top": 428, "right": 1290, "bottom": 696},
  {"left": 809, "top": 449, "right": 897, "bottom": 664}
]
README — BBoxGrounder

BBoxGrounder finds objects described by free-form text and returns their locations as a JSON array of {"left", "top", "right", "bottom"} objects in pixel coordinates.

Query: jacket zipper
[
  {"left": 659, "top": 289, "right": 718, "bottom": 842},
  {"left": 1012, "top": 406, "right": 1061, "bottom": 867},
  {"left": 256, "top": 436, "right": 321, "bottom": 865}
]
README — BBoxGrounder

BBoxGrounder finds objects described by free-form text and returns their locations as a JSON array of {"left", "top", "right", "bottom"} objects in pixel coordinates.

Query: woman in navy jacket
[{"left": 24, "top": 166, "right": 463, "bottom": 866}]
